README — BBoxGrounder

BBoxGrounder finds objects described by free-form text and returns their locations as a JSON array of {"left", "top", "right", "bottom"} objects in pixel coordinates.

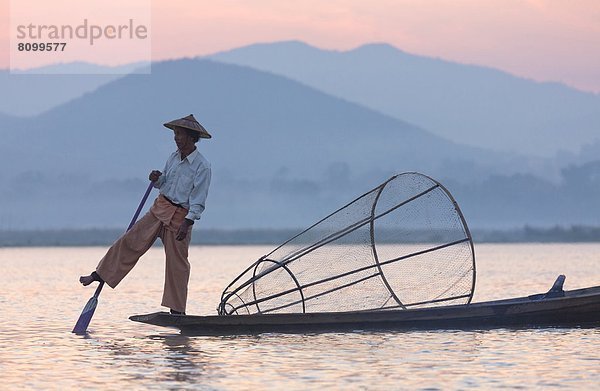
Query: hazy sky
[{"left": 1, "top": 0, "right": 599, "bottom": 92}]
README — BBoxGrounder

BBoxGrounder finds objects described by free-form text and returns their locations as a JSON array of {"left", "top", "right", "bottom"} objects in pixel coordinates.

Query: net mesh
[{"left": 218, "top": 172, "right": 475, "bottom": 315}]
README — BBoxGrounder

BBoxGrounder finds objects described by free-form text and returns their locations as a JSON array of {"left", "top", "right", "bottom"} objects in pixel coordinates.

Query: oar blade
[{"left": 72, "top": 295, "right": 99, "bottom": 334}]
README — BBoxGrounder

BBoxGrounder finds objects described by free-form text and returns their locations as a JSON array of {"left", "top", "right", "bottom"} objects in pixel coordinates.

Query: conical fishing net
[{"left": 218, "top": 173, "right": 475, "bottom": 315}]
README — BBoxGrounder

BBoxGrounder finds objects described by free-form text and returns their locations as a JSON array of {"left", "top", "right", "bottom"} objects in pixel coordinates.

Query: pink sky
[{"left": 1, "top": 0, "right": 599, "bottom": 92}]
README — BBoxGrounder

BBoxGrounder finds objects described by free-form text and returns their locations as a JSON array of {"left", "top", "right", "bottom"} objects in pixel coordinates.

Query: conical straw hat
[{"left": 163, "top": 114, "right": 212, "bottom": 139}]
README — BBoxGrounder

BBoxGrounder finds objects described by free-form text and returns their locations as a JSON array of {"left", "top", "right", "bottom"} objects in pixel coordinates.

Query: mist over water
[{"left": 1, "top": 244, "right": 599, "bottom": 389}]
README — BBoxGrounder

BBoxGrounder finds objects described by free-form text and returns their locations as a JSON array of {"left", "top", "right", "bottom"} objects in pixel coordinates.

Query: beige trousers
[{"left": 96, "top": 195, "right": 193, "bottom": 312}]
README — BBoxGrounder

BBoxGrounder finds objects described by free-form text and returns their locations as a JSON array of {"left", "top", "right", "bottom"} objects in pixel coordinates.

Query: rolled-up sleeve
[{"left": 186, "top": 165, "right": 212, "bottom": 221}]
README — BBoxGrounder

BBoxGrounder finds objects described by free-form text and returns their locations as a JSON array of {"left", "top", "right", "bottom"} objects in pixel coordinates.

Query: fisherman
[{"left": 79, "top": 114, "right": 212, "bottom": 315}]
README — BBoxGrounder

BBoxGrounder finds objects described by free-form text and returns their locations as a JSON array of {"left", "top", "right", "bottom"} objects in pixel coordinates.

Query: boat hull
[{"left": 130, "top": 286, "right": 600, "bottom": 336}]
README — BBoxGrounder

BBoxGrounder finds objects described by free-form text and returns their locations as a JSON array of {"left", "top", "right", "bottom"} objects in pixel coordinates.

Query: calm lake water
[{"left": 1, "top": 244, "right": 599, "bottom": 389}]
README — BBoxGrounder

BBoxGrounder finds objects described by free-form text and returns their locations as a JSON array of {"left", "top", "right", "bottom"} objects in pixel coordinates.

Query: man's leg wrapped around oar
[
  {"left": 90, "top": 195, "right": 192, "bottom": 313},
  {"left": 95, "top": 210, "right": 163, "bottom": 288}
]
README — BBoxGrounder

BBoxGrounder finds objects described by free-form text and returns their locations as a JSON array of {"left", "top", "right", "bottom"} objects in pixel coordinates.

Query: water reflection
[
  {"left": 1, "top": 245, "right": 599, "bottom": 389},
  {"left": 154, "top": 334, "right": 206, "bottom": 384}
]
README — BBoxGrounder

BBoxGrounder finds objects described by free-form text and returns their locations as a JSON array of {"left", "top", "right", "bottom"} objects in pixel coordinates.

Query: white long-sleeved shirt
[{"left": 153, "top": 149, "right": 211, "bottom": 221}]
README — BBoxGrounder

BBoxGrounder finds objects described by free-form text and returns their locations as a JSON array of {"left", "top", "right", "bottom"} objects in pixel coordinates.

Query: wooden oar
[{"left": 72, "top": 181, "right": 155, "bottom": 334}]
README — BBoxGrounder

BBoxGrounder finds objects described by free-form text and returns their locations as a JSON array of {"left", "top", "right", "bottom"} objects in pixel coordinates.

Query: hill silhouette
[
  {"left": 1, "top": 58, "right": 599, "bottom": 230},
  {"left": 0, "top": 58, "right": 522, "bottom": 229},
  {"left": 211, "top": 41, "right": 600, "bottom": 157}
]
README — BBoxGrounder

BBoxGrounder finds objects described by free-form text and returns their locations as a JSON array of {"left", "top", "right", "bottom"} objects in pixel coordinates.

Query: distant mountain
[
  {"left": 0, "top": 58, "right": 530, "bottom": 230},
  {"left": 0, "top": 62, "right": 147, "bottom": 116},
  {"left": 210, "top": 41, "right": 600, "bottom": 157},
  {"left": 2, "top": 58, "right": 598, "bottom": 231},
  {"left": 35, "top": 60, "right": 532, "bottom": 179}
]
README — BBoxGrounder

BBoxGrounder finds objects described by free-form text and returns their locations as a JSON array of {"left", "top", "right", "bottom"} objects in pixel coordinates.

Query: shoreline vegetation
[{"left": 0, "top": 225, "right": 599, "bottom": 247}]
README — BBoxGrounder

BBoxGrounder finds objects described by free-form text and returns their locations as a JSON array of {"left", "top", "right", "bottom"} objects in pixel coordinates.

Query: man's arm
[
  {"left": 185, "top": 166, "right": 212, "bottom": 222},
  {"left": 176, "top": 165, "right": 211, "bottom": 241}
]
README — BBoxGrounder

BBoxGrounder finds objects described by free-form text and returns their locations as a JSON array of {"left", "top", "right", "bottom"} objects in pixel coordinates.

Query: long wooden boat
[{"left": 131, "top": 280, "right": 600, "bottom": 336}]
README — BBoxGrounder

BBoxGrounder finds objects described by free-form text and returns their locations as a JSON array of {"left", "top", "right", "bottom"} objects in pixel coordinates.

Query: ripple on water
[{"left": 0, "top": 245, "right": 599, "bottom": 389}]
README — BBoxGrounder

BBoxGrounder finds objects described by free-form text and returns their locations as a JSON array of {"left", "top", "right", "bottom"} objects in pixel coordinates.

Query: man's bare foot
[{"left": 79, "top": 271, "right": 103, "bottom": 286}]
